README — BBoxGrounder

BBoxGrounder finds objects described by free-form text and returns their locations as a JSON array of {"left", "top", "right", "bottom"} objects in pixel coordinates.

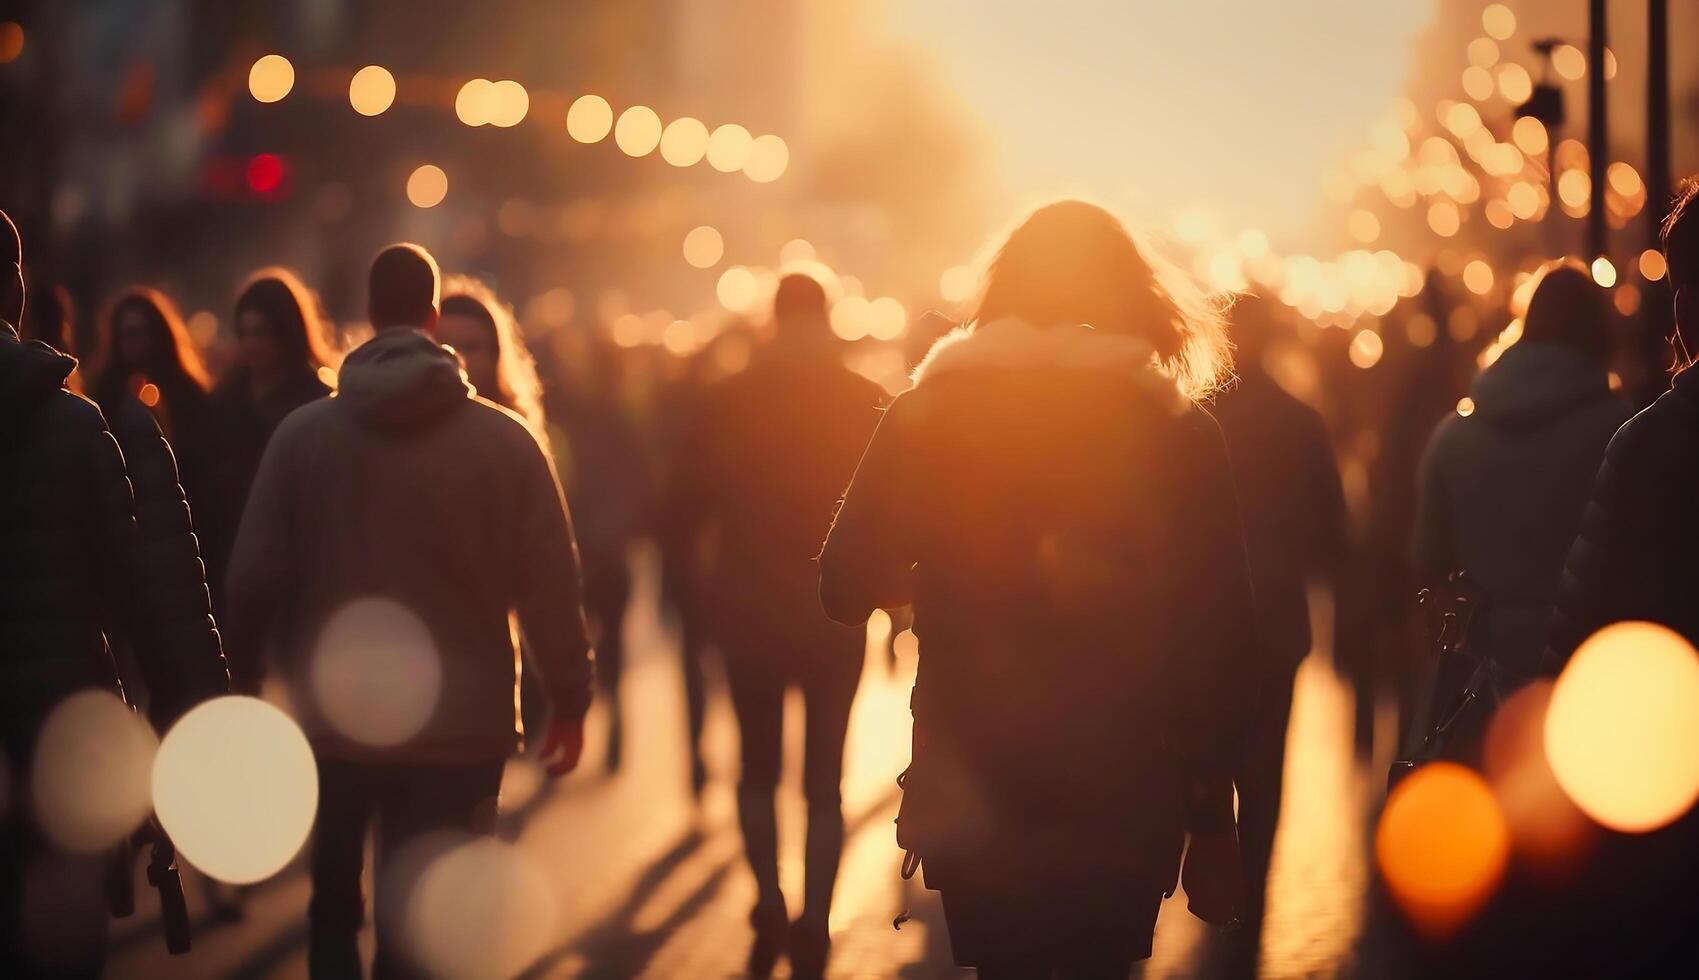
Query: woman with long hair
[
  {"left": 91, "top": 287, "right": 217, "bottom": 515},
  {"left": 438, "top": 276, "right": 544, "bottom": 430},
  {"left": 819, "top": 200, "right": 1256, "bottom": 976},
  {"left": 203, "top": 269, "right": 336, "bottom": 624}
]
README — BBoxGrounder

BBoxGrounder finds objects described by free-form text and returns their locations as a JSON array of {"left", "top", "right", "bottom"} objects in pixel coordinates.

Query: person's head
[
  {"left": 1663, "top": 177, "right": 1699, "bottom": 359},
  {"left": 234, "top": 268, "right": 334, "bottom": 382},
  {"left": 772, "top": 272, "right": 830, "bottom": 346},
  {"left": 1520, "top": 258, "right": 1612, "bottom": 363},
  {"left": 439, "top": 275, "right": 544, "bottom": 429},
  {"left": 974, "top": 199, "right": 1231, "bottom": 399},
  {"left": 95, "top": 287, "right": 210, "bottom": 404},
  {"left": 1228, "top": 293, "right": 1284, "bottom": 369},
  {"left": 368, "top": 243, "right": 440, "bottom": 333},
  {"left": 2, "top": 208, "right": 22, "bottom": 328}
]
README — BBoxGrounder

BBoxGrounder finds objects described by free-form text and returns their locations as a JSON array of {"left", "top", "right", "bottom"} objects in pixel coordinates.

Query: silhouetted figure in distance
[
  {"left": 672, "top": 273, "right": 883, "bottom": 978},
  {"left": 1211, "top": 293, "right": 1349, "bottom": 957}
]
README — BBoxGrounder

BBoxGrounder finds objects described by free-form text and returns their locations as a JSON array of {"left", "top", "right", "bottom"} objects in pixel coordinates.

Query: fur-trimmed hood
[{"left": 910, "top": 319, "right": 1187, "bottom": 410}]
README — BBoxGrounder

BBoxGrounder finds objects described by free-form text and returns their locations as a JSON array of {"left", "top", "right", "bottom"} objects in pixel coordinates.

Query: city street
[{"left": 110, "top": 560, "right": 1376, "bottom": 979}]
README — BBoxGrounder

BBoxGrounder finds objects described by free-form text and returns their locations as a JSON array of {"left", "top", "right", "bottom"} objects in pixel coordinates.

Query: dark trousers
[
  {"left": 940, "top": 884, "right": 1163, "bottom": 979},
  {"left": 307, "top": 757, "right": 504, "bottom": 980},
  {"left": 723, "top": 643, "right": 863, "bottom": 922},
  {"left": 1234, "top": 667, "right": 1298, "bottom": 933}
]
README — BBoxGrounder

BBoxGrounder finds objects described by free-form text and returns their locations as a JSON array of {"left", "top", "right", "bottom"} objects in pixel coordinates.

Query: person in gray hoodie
[
  {"left": 1415, "top": 259, "right": 1631, "bottom": 682},
  {"left": 224, "top": 243, "right": 593, "bottom": 979}
]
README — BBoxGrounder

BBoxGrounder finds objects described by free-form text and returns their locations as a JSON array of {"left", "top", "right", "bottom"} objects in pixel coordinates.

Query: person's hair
[
  {"left": 973, "top": 199, "right": 1231, "bottom": 399},
  {"left": 440, "top": 275, "right": 545, "bottom": 431},
  {"left": 92, "top": 286, "right": 211, "bottom": 411},
  {"left": 1663, "top": 177, "right": 1699, "bottom": 294},
  {"left": 368, "top": 243, "right": 440, "bottom": 330},
  {"left": 1, "top": 208, "right": 21, "bottom": 327},
  {"left": 774, "top": 273, "right": 828, "bottom": 324},
  {"left": 1519, "top": 258, "right": 1612, "bottom": 363},
  {"left": 231, "top": 268, "right": 337, "bottom": 380}
]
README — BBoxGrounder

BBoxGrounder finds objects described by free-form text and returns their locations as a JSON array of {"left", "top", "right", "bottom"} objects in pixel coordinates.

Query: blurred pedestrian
[
  {"left": 819, "top": 200, "right": 1256, "bottom": 976},
  {"left": 90, "top": 288, "right": 218, "bottom": 520},
  {"left": 202, "top": 270, "right": 335, "bottom": 625},
  {"left": 224, "top": 244, "right": 594, "bottom": 979},
  {"left": 672, "top": 273, "right": 883, "bottom": 978},
  {"left": 1, "top": 209, "right": 229, "bottom": 977},
  {"left": 547, "top": 334, "right": 652, "bottom": 774},
  {"left": 1540, "top": 178, "right": 1699, "bottom": 975},
  {"left": 1418, "top": 260, "right": 1630, "bottom": 680},
  {"left": 1212, "top": 294, "right": 1350, "bottom": 952}
]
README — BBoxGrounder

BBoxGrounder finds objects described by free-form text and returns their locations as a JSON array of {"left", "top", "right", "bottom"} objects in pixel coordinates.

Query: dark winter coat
[
  {"left": 1549, "top": 365, "right": 1699, "bottom": 665},
  {"left": 818, "top": 320, "right": 1258, "bottom": 894},
  {"left": 224, "top": 329, "right": 594, "bottom": 764},
  {"left": 1416, "top": 341, "right": 1631, "bottom": 675},
  {"left": 1212, "top": 367, "right": 1348, "bottom": 680},
  {"left": 0, "top": 324, "right": 228, "bottom": 749},
  {"left": 672, "top": 346, "right": 886, "bottom": 660},
  {"left": 200, "top": 370, "right": 331, "bottom": 618}
]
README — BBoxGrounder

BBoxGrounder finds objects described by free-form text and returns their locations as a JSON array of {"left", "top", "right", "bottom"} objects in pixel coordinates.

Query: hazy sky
[{"left": 886, "top": 0, "right": 1435, "bottom": 247}]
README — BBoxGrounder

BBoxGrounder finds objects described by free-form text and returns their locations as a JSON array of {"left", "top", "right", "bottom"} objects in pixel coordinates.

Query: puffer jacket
[
  {"left": 1417, "top": 341, "right": 1631, "bottom": 675},
  {"left": 819, "top": 319, "right": 1258, "bottom": 894},
  {"left": 0, "top": 324, "right": 228, "bottom": 749},
  {"left": 1548, "top": 366, "right": 1699, "bottom": 666},
  {"left": 224, "top": 329, "right": 594, "bottom": 764}
]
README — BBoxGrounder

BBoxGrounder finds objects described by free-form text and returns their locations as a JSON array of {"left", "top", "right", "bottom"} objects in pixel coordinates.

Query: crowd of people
[{"left": 2, "top": 172, "right": 1699, "bottom": 978}]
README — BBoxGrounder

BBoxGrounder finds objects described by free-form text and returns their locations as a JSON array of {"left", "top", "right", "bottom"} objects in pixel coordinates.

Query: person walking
[
  {"left": 0, "top": 209, "right": 229, "bottom": 976},
  {"left": 671, "top": 273, "right": 884, "bottom": 978},
  {"left": 1212, "top": 294, "right": 1351, "bottom": 956},
  {"left": 202, "top": 269, "right": 336, "bottom": 624},
  {"left": 819, "top": 200, "right": 1256, "bottom": 978},
  {"left": 224, "top": 244, "right": 594, "bottom": 979}
]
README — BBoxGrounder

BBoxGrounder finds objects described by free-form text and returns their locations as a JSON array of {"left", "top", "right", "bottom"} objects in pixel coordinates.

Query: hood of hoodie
[
  {"left": 0, "top": 320, "right": 77, "bottom": 416},
  {"left": 1468, "top": 340, "right": 1614, "bottom": 428},
  {"left": 334, "top": 329, "right": 470, "bottom": 433}
]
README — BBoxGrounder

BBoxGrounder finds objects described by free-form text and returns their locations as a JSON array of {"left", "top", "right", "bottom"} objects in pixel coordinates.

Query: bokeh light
[
  {"left": 567, "top": 95, "right": 613, "bottom": 143},
  {"left": 744, "top": 135, "right": 790, "bottom": 183},
  {"left": 867, "top": 297, "right": 907, "bottom": 340},
  {"left": 1546, "top": 622, "right": 1699, "bottom": 833},
  {"left": 455, "top": 78, "right": 494, "bottom": 126},
  {"left": 939, "top": 265, "right": 977, "bottom": 303},
  {"left": 1462, "top": 259, "right": 1494, "bottom": 296},
  {"left": 1553, "top": 44, "right": 1586, "bottom": 81},
  {"left": 1461, "top": 66, "right": 1494, "bottom": 102},
  {"left": 349, "top": 65, "right": 396, "bottom": 116},
  {"left": 706, "top": 124, "right": 754, "bottom": 173},
  {"left": 0, "top": 21, "right": 23, "bottom": 64},
  {"left": 407, "top": 165, "right": 448, "bottom": 208},
  {"left": 487, "top": 80, "right": 529, "bottom": 128},
  {"left": 248, "top": 54, "right": 295, "bottom": 104},
  {"left": 246, "top": 153, "right": 285, "bottom": 195},
  {"left": 614, "top": 106, "right": 662, "bottom": 157},
  {"left": 1347, "top": 210, "right": 1380, "bottom": 244},
  {"left": 311, "top": 598, "right": 442, "bottom": 748},
  {"left": 1426, "top": 201, "right": 1460, "bottom": 237},
  {"left": 778, "top": 238, "right": 816, "bottom": 266},
  {"left": 1483, "top": 680, "right": 1592, "bottom": 865},
  {"left": 831, "top": 295, "right": 872, "bottom": 341},
  {"left": 1590, "top": 256, "right": 1617, "bottom": 289},
  {"left": 393, "top": 834, "right": 559, "bottom": 979},
  {"left": 1640, "top": 248, "right": 1668, "bottom": 282},
  {"left": 1511, "top": 116, "right": 1548, "bottom": 156},
  {"left": 30, "top": 691, "right": 157, "bottom": 853},
  {"left": 153, "top": 696, "right": 318, "bottom": 884},
  {"left": 1348, "top": 328, "right": 1384, "bottom": 369},
  {"left": 1496, "top": 63, "right": 1532, "bottom": 104},
  {"left": 659, "top": 117, "right": 709, "bottom": 167},
  {"left": 1466, "top": 37, "right": 1498, "bottom": 69},
  {"left": 1481, "top": 4, "right": 1516, "bottom": 41},
  {"left": 681, "top": 225, "right": 724, "bottom": 269},
  {"left": 716, "top": 266, "right": 759, "bottom": 313},
  {"left": 1455, "top": 395, "right": 1476, "bottom": 418},
  {"left": 1375, "top": 762, "right": 1510, "bottom": 938}
]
